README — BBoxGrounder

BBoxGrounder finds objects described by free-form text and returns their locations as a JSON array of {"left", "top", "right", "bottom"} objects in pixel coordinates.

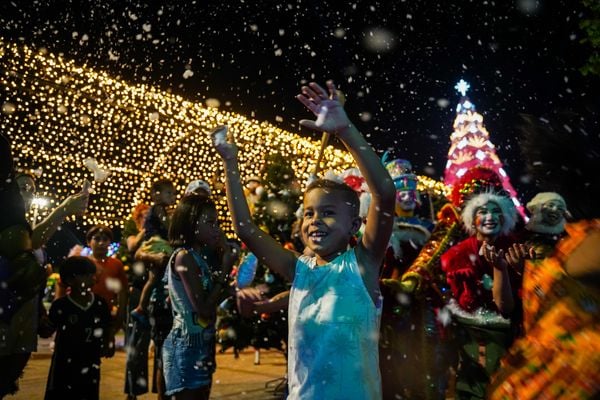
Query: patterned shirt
[{"left": 489, "top": 220, "right": 600, "bottom": 399}]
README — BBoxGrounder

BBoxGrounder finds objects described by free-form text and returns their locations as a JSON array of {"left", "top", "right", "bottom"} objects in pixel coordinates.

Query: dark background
[{"left": 1, "top": 0, "right": 598, "bottom": 258}]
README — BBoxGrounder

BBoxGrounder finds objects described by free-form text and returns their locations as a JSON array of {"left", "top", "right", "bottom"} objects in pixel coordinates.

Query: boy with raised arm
[{"left": 214, "top": 80, "right": 395, "bottom": 399}]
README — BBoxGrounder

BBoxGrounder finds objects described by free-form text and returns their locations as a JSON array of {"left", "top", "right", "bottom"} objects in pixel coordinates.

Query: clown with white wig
[{"left": 440, "top": 190, "right": 530, "bottom": 400}]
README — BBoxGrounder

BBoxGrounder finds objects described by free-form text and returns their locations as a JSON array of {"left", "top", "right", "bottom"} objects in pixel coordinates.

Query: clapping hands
[{"left": 480, "top": 242, "right": 536, "bottom": 271}]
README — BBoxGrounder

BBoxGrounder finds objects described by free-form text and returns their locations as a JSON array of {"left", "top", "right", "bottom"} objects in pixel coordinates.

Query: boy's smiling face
[{"left": 301, "top": 188, "right": 360, "bottom": 263}]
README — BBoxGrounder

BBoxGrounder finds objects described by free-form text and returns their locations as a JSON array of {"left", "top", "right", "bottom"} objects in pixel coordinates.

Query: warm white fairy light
[
  {"left": 417, "top": 175, "right": 451, "bottom": 197},
  {"left": 1, "top": 40, "right": 449, "bottom": 234},
  {"left": 0, "top": 41, "right": 358, "bottom": 234}
]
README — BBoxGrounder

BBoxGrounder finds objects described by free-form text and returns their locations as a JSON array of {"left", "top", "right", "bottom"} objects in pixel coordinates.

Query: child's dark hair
[
  {"left": 169, "top": 192, "right": 216, "bottom": 247},
  {"left": 15, "top": 171, "right": 36, "bottom": 182},
  {"left": 150, "top": 179, "right": 174, "bottom": 200},
  {"left": 59, "top": 256, "right": 96, "bottom": 284},
  {"left": 86, "top": 224, "right": 114, "bottom": 242},
  {"left": 305, "top": 179, "right": 360, "bottom": 217}
]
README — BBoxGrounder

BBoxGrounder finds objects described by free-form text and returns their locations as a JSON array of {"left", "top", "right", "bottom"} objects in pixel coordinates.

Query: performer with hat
[
  {"left": 440, "top": 189, "right": 529, "bottom": 399},
  {"left": 382, "top": 166, "right": 510, "bottom": 399},
  {"left": 378, "top": 155, "right": 435, "bottom": 399}
]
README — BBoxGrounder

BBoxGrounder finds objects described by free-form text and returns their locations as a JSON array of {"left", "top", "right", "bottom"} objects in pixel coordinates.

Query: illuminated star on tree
[{"left": 454, "top": 79, "right": 470, "bottom": 96}]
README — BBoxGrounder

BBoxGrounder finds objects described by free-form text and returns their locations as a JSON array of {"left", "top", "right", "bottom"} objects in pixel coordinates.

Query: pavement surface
[{"left": 7, "top": 335, "right": 288, "bottom": 400}]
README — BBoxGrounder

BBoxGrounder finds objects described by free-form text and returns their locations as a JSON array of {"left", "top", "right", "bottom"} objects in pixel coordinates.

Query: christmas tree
[{"left": 443, "top": 79, "right": 526, "bottom": 218}]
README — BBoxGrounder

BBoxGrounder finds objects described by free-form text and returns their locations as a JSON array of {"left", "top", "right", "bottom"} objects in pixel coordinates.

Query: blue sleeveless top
[
  {"left": 164, "top": 247, "right": 215, "bottom": 346},
  {"left": 287, "top": 248, "right": 383, "bottom": 399}
]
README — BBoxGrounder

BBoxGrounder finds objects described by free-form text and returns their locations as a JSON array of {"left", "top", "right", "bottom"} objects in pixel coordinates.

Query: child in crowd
[
  {"left": 87, "top": 225, "right": 129, "bottom": 355},
  {"left": 44, "top": 256, "right": 111, "bottom": 400},
  {"left": 162, "top": 192, "right": 235, "bottom": 399},
  {"left": 143, "top": 179, "right": 177, "bottom": 241},
  {"left": 214, "top": 80, "right": 396, "bottom": 399},
  {"left": 120, "top": 202, "right": 151, "bottom": 400},
  {"left": 1, "top": 173, "right": 89, "bottom": 398},
  {"left": 130, "top": 179, "right": 176, "bottom": 325},
  {"left": 134, "top": 237, "right": 173, "bottom": 400},
  {"left": 126, "top": 180, "right": 176, "bottom": 398}
]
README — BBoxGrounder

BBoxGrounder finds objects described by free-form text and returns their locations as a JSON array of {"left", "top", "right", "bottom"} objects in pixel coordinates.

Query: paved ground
[{"left": 7, "top": 336, "right": 288, "bottom": 400}]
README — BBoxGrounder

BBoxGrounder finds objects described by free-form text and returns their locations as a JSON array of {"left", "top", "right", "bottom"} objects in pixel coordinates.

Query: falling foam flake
[
  {"left": 205, "top": 98, "right": 221, "bottom": 108},
  {"left": 2, "top": 102, "right": 16, "bottom": 114},
  {"left": 437, "top": 98, "right": 450, "bottom": 108},
  {"left": 363, "top": 28, "right": 397, "bottom": 53}
]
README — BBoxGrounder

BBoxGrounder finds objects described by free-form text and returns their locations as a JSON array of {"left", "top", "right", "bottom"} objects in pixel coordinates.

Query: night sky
[{"left": 1, "top": 0, "right": 598, "bottom": 200}]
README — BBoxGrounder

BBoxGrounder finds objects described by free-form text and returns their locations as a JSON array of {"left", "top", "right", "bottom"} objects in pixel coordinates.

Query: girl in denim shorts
[{"left": 163, "top": 192, "right": 235, "bottom": 399}]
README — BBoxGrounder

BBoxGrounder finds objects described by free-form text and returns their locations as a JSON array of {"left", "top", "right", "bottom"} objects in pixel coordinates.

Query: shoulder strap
[{"left": 165, "top": 247, "right": 185, "bottom": 282}]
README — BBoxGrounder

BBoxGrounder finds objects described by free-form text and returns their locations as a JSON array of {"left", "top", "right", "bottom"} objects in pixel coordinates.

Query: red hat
[{"left": 450, "top": 167, "right": 504, "bottom": 207}]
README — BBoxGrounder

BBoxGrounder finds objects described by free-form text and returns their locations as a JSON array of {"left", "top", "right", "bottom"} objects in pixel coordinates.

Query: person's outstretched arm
[
  {"left": 31, "top": 180, "right": 90, "bottom": 249},
  {"left": 213, "top": 127, "right": 298, "bottom": 282},
  {"left": 297, "top": 81, "right": 396, "bottom": 292}
]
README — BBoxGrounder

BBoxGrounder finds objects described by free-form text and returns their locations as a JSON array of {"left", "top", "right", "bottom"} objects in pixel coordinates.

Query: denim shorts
[{"left": 162, "top": 327, "right": 216, "bottom": 396}]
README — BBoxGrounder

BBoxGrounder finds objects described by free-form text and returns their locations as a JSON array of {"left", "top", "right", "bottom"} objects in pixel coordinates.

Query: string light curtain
[{"left": 0, "top": 40, "right": 447, "bottom": 234}]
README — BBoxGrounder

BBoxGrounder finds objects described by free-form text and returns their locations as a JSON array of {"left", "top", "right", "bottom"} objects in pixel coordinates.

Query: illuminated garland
[
  {"left": 0, "top": 40, "right": 449, "bottom": 236},
  {"left": 417, "top": 175, "right": 450, "bottom": 197}
]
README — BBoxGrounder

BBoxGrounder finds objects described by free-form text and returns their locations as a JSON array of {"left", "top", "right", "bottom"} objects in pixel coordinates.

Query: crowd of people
[{"left": 1, "top": 80, "right": 599, "bottom": 400}]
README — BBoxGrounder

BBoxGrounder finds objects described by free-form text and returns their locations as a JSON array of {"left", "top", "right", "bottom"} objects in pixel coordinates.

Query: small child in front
[
  {"left": 214, "top": 80, "right": 396, "bottom": 399},
  {"left": 44, "top": 256, "right": 111, "bottom": 400}
]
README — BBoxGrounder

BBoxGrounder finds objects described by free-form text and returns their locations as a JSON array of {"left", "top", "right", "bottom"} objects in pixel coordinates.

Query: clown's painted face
[
  {"left": 540, "top": 200, "right": 566, "bottom": 227},
  {"left": 396, "top": 190, "right": 417, "bottom": 214},
  {"left": 474, "top": 201, "right": 504, "bottom": 239}
]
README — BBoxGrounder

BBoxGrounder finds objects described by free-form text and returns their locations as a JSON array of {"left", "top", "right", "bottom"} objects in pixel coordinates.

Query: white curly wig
[{"left": 461, "top": 192, "right": 517, "bottom": 236}]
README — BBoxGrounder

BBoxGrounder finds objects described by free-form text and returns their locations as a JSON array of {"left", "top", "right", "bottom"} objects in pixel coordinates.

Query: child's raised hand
[
  {"left": 211, "top": 125, "right": 238, "bottom": 160},
  {"left": 296, "top": 81, "right": 352, "bottom": 135}
]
